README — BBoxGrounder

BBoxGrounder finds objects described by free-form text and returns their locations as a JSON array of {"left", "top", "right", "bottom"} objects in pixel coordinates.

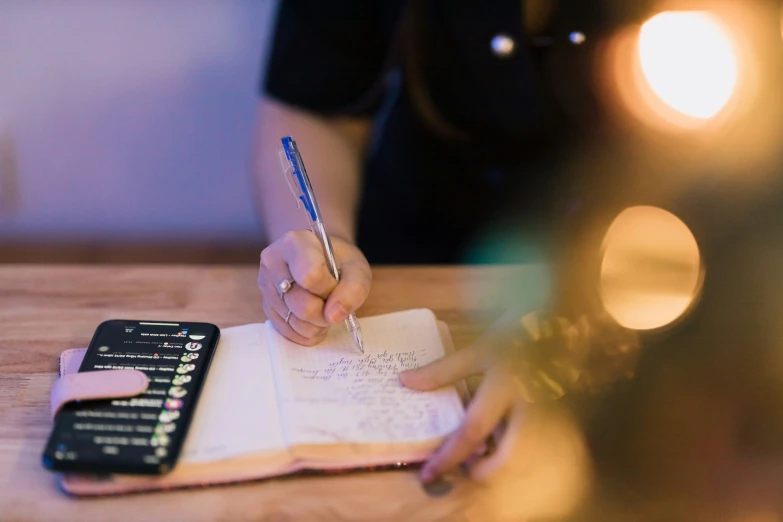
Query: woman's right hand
[{"left": 257, "top": 230, "right": 372, "bottom": 346}]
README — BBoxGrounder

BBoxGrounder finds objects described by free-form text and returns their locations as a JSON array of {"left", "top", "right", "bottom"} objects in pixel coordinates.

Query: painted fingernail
[
  {"left": 328, "top": 304, "right": 349, "bottom": 324},
  {"left": 421, "top": 476, "right": 453, "bottom": 497}
]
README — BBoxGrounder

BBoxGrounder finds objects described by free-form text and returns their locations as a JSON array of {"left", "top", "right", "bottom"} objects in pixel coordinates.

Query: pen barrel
[
  {"left": 345, "top": 313, "right": 363, "bottom": 352},
  {"left": 345, "top": 313, "right": 360, "bottom": 332},
  {"left": 312, "top": 221, "right": 341, "bottom": 281}
]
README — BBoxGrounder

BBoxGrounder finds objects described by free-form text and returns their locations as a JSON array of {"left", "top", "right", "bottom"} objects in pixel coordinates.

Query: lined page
[
  {"left": 267, "top": 309, "right": 465, "bottom": 447},
  {"left": 181, "top": 323, "right": 286, "bottom": 463}
]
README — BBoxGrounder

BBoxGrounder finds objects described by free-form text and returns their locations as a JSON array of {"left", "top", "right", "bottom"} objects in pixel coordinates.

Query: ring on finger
[
  {"left": 277, "top": 278, "right": 294, "bottom": 300},
  {"left": 284, "top": 309, "right": 293, "bottom": 325}
]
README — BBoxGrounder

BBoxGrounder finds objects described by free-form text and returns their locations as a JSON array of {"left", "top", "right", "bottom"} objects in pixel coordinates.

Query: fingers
[
  {"left": 279, "top": 231, "right": 337, "bottom": 298},
  {"left": 259, "top": 272, "right": 324, "bottom": 342},
  {"left": 283, "top": 286, "right": 330, "bottom": 327},
  {"left": 260, "top": 278, "right": 326, "bottom": 341},
  {"left": 258, "top": 231, "right": 372, "bottom": 345},
  {"left": 286, "top": 308, "right": 327, "bottom": 339},
  {"left": 259, "top": 233, "right": 332, "bottom": 344},
  {"left": 400, "top": 310, "right": 527, "bottom": 390},
  {"left": 398, "top": 346, "right": 484, "bottom": 391},
  {"left": 467, "top": 401, "right": 525, "bottom": 481},
  {"left": 419, "top": 368, "right": 516, "bottom": 483},
  {"left": 267, "top": 307, "right": 327, "bottom": 347},
  {"left": 324, "top": 253, "right": 372, "bottom": 325}
]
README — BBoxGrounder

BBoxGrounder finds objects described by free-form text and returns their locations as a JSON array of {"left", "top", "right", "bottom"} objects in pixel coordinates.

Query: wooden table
[{"left": 0, "top": 265, "right": 541, "bottom": 522}]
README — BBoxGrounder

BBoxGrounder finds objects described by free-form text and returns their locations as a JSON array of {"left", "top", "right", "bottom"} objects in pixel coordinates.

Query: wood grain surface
[{"left": 0, "top": 265, "right": 530, "bottom": 522}]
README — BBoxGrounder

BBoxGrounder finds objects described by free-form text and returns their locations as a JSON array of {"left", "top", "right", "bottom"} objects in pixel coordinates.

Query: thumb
[{"left": 324, "top": 261, "right": 371, "bottom": 324}]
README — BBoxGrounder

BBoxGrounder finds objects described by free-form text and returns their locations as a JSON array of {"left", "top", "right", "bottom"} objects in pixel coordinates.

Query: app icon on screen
[
  {"left": 184, "top": 342, "right": 202, "bottom": 351},
  {"left": 155, "top": 422, "right": 176, "bottom": 435},
  {"left": 172, "top": 375, "right": 191, "bottom": 386},
  {"left": 155, "top": 447, "right": 168, "bottom": 457},
  {"left": 189, "top": 334, "right": 206, "bottom": 341},
  {"left": 168, "top": 386, "right": 187, "bottom": 399},
  {"left": 164, "top": 398, "right": 183, "bottom": 411},
  {"left": 158, "top": 410, "right": 180, "bottom": 423},
  {"left": 98, "top": 346, "right": 109, "bottom": 352},
  {"left": 150, "top": 433, "right": 170, "bottom": 447},
  {"left": 176, "top": 363, "right": 196, "bottom": 374}
]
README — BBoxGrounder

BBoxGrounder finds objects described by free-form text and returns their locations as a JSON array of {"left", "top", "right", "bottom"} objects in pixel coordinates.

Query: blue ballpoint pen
[{"left": 279, "top": 135, "right": 365, "bottom": 354}]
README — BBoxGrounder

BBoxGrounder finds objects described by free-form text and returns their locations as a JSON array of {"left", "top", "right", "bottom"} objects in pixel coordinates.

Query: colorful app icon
[
  {"left": 158, "top": 410, "right": 180, "bottom": 423},
  {"left": 176, "top": 363, "right": 196, "bottom": 374},
  {"left": 184, "top": 342, "right": 202, "bottom": 351},
  {"left": 168, "top": 386, "right": 187, "bottom": 399},
  {"left": 164, "top": 398, "right": 183, "bottom": 411},
  {"left": 172, "top": 375, "right": 191, "bottom": 386},
  {"left": 150, "top": 433, "right": 170, "bottom": 447},
  {"left": 155, "top": 422, "right": 176, "bottom": 435}
]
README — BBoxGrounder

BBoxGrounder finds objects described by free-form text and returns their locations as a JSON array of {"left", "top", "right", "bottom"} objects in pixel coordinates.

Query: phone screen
[{"left": 42, "top": 320, "right": 220, "bottom": 475}]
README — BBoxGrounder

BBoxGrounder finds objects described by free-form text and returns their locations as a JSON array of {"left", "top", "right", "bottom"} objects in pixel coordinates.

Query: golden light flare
[
  {"left": 597, "top": 6, "right": 756, "bottom": 135},
  {"left": 599, "top": 206, "right": 703, "bottom": 331},
  {"left": 639, "top": 12, "right": 738, "bottom": 120}
]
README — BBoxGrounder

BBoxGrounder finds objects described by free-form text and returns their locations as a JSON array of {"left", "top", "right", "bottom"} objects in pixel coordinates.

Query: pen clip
[{"left": 278, "top": 148, "right": 301, "bottom": 210}]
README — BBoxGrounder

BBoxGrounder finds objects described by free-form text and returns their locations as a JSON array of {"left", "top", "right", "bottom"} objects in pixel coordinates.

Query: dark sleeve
[{"left": 262, "top": 0, "right": 390, "bottom": 116}]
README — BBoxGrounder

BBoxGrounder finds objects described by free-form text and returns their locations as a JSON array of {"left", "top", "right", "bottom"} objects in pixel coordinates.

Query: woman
[{"left": 253, "top": 0, "right": 638, "bottom": 487}]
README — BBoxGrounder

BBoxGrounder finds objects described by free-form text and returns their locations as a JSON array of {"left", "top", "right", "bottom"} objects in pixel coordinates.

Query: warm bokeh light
[
  {"left": 638, "top": 11, "right": 738, "bottom": 120},
  {"left": 600, "top": 206, "right": 702, "bottom": 330}
]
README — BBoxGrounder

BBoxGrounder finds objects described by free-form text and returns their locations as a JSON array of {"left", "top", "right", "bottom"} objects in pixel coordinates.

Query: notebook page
[
  {"left": 267, "top": 309, "right": 465, "bottom": 447},
  {"left": 181, "top": 323, "right": 286, "bottom": 464}
]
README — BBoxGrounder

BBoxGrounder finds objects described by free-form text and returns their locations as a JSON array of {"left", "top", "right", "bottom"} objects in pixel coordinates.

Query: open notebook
[{"left": 60, "top": 309, "right": 466, "bottom": 496}]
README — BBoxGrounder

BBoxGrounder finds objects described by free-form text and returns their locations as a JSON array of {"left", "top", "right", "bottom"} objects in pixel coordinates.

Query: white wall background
[{"left": 0, "top": 0, "right": 276, "bottom": 241}]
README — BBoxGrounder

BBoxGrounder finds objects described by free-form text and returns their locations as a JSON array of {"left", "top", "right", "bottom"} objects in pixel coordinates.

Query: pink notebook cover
[{"left": 53, "top": 321, "right": 458, "bottom": 497}]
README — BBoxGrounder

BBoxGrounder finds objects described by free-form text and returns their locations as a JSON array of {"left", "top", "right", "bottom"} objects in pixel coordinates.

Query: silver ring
[
  {"left": 284, "top": 310, "right": 293, "bottom": 324},
  {"left": 277, "top": 279, "right": 294, "bottom": 299}
]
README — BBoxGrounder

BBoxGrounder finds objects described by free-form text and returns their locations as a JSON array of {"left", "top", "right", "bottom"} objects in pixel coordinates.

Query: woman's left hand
[
  {"left": 399, "top": 312, "right": 594, "bottom": 520},
  {"left": 398, "top": 312, "right": 528, "bottom": 484}
]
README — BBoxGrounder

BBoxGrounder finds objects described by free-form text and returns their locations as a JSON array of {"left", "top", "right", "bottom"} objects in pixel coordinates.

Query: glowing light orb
[
  {"left": 600, "top": 206, "right": 702, "bottom": 330},
  {"left": 638, "top": 12, "right": 738, "bottom": 120}
]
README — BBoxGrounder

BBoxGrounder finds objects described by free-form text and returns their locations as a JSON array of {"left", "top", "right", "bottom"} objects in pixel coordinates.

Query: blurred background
[{"left": 0, "top": 0, "right": 276, "bottom": 263}]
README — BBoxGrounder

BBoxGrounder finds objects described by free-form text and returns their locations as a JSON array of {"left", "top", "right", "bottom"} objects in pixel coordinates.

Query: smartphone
[{"left": 42, "top": 320, "right": 220, "bottom": 475}]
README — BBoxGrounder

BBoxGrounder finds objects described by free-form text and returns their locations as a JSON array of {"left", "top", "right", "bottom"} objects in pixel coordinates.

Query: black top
[{"left": 263, "top": 0, "right": 646, "bottom": 263}]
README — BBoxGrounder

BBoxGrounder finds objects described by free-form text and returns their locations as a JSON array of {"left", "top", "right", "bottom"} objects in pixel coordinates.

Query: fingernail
[
  {"left": 328, "top": 304, "right": 349, "bottom": 324},
  {"left": 421, "top": 475, "right": 453, "bottom": 497}
]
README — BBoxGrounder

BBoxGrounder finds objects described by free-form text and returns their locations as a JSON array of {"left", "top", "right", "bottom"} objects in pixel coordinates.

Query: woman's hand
[
  {"left": 399, "top": 312, "right": 529, "bottom": 484},
  {"left": 400, "top": 308, "right": 637, "bottom": 499},
  {"left": 258, "top": 230, "right": 371, "bottom": 345}
]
